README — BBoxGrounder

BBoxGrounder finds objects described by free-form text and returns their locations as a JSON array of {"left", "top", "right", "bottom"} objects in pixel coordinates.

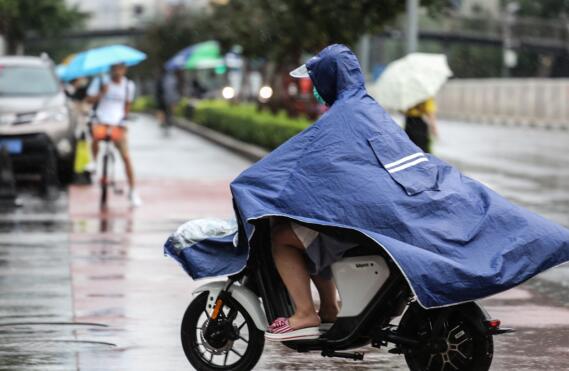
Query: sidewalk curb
[{"left": 174, "top": 118, "right": 268, "bottom": 162}]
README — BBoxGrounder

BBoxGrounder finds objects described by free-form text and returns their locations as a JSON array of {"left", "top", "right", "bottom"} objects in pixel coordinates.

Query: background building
[
  {"left": 457, "top": 0, "right": 501, "bottom": 17},
  {"left": 65, "top": 0, "right": 209, "bottom": 30}
]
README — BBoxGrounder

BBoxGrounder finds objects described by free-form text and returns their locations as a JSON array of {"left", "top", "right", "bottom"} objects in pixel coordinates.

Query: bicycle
[{"left": 92, "top": 124, "right": 125, "bottom": 209}]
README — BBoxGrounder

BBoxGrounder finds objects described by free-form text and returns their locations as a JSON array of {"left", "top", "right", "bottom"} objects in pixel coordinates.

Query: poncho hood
[{"left": 305, "top": 44, "right": 365, "bottom": 105}]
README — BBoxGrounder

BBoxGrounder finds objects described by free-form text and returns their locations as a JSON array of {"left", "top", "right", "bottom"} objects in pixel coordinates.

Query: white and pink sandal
[{"left": 265, "top": 317, "right": 320, "bottom": 341}]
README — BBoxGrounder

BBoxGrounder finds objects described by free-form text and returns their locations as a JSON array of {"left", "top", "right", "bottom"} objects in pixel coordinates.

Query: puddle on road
[
  {"left": 524, "top": 275, "right": 569, "bottom": 308},
  {"left": 0, "top": 321, "right": 116, "bottom": 370},
  {"left": 0, "top": 220, "right": 70, "bottom": 234},
  {"left": 88, "top": 274, "right": 125, "bottom": 281},
  {"left": 71, "top": 217, "right": 180, "bottom": 235},
  {"left": 88, "top": 293, "right": 124, "bottom": 298},
  {"left": 257, "top": 342, "right": 407, "bottom": 370},
  {"left": 72, "top": 217, "right": 134, "bottom": 235},
  {"left": 493, "top": 327, "right": 569, "bottom": 370},
  {"left": 254, "top": 327, "right": 569, "bottom": 371},
  {"left": 0, "top": 339, "right": 117, "bottom": 348}
]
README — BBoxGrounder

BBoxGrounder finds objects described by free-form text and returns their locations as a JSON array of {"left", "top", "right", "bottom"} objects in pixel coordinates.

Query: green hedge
[
  {"left": 130, "top": 98, "right": 311, "bottom": 150},
  {"left": 131, "top": 95, "right": 187, "bottom": 114},
  {"left": 193, "top": 100, "right": 310, "bottom": 150},
  {"left": 131, "top": 96, "right": 156, "bottom": 112}
]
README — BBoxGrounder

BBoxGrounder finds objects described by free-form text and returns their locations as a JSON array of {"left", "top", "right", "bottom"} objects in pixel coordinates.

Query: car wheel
[{"left": 58, "top": 155, "right": 75, "bottom": 185}]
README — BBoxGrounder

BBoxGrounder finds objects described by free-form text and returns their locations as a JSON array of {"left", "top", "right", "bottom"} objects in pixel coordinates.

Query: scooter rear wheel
[
  {"left": 181, "top": 292, "right": 265, "bottom": 371},
  {"left": 399, "top": 302, "right": 493, "bottom": 371}
]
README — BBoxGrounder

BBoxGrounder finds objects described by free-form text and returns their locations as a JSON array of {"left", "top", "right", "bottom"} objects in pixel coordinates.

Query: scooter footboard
[{"left": 193, "top": 281, "right": 269, "bottom": 331}]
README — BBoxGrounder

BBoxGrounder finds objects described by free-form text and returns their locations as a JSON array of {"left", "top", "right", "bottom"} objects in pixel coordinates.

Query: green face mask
[{"left": 313, "top": 86, "right": 326, "bottom": 105}]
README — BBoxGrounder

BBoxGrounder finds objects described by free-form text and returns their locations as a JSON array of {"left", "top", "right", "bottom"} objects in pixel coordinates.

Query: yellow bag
[{"left": 74, "top": 138, "right": 91, "bottom": 174}]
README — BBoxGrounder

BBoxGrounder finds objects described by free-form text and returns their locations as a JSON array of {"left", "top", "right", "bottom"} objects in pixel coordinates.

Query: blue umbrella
[
  {"left": 165, "top": 45, "right": 194, "bottom": 71},
  {"left": 61, "top": 44, "right": 146, "bottom": 81},
  {"left": 55, "top": 64, "right": 67, "bottom": 80}
]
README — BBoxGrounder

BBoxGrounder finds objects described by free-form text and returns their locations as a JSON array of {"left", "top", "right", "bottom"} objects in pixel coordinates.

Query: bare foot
[{"left": 288, "top": 312, "right": 321, "bottom": 330}]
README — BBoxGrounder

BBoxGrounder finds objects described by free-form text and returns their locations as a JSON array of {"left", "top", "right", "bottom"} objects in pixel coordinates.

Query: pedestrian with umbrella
[
  {"left": 159, "top": 40, "right": 223, "bottom": 126},
  {"left": 404, "top": 96, "right": 438, "bottom": 153},
  {"left": 164, "top": 40, "right": 223, "bottom": 72},
  {"left": 369, "top": 53, "right": 452, "bottom": 153},
  {"left": 163, "top": 41, "right": 225, "bottom": 99},
  {"left": 76, "top": 45, "right": 146, "bottom": 207}
]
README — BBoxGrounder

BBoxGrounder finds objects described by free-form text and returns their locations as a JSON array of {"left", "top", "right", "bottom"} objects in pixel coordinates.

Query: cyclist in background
[{"left": 86, "top": 63, "right": 142, "bottom": 207}]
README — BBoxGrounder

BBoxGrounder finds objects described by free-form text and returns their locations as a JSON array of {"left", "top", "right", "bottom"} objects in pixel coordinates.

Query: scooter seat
[{"left": 343, "top": 244, "right": 381, "bottom": 257}]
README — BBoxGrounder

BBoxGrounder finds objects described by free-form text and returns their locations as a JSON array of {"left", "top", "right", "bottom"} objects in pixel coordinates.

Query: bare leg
[
  {"left": 312, "top": 274, "right": 340, "bottom": 322},
  {"left": 167, "top": 104, "right": 176, "bottom": 126},
  {"left": 122, "top": 155, "right": 135, "bottom": 189},
  {"left": 156, "top": 109, "right": 165, "bottom": 126},
  {"left": 91, "top": 139, "right": 99, "bottom": 160},
  {"left": 272, "top": 223, "right": 320, "bottom": 329},
  {"left": 115, "top": 137, "right": 135, "bottom": 189}
]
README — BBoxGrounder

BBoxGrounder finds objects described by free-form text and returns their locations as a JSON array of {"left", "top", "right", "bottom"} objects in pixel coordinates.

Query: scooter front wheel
[{"left": 181, "top": 292, "right": 265, "bottom": 371}]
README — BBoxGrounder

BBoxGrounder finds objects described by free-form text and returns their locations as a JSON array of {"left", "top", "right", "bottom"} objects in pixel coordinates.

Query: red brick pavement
[{"left": 67, "top": 179, "right": 235, "bottom": 370}]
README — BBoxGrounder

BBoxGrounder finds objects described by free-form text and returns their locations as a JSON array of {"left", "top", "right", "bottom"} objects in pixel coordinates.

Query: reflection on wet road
[
  {"left": 0, "top": 195, "right": 97, "bottom": 370},
  {"left": 436, "top": 121, "right": 569, "bottom": 227},
  {"left": 0, "top": 116, "right": 568, "bottom": 370}
]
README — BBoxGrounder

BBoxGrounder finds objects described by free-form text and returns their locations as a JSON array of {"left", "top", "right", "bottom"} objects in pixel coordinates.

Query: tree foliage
[
  {"left": 138, "top": 0, "right": 448, "bottom": 73},
  {"left": 136, "top": 10, "right": 215, "bottom": 75},
  {"left": 0, "top": 0, "right": 86, "bottom": 54},
  {"left": 513, "top": 0, "right": 569, "bottom": 18},
  {"left": 209, "top": 0, "right": 446, "bottom": 63}
]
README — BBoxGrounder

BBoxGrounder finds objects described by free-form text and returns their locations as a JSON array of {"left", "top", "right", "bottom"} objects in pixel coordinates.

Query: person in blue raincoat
[{"left": 227, "top": 44, "right": 569, "bottom": 341}]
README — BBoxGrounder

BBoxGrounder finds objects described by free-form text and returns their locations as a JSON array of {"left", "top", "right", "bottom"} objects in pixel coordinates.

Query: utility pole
[
  {"left": 406, "top": 0, "right": 419, "bottom": 54},
  {"left": 357, "top": 34, "right": 371, "bottom": 80},
  {"left": 502, "top": 1, "right": 519, "bottom": 77}
]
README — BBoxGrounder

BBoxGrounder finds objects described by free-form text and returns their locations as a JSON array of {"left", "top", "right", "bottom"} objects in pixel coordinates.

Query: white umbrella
[{"left": 369, "top": 53, "right": 452, "bottom": 111}]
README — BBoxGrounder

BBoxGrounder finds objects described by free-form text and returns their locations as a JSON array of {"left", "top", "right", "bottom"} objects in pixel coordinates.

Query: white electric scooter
[{"left": 179, "top": 222, "right": 512, "bottom": 371}]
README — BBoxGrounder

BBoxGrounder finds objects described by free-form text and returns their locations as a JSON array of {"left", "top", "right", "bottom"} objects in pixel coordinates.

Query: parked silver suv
[{"left": 0, "top": 55, "right": 78, "bottom": 190}]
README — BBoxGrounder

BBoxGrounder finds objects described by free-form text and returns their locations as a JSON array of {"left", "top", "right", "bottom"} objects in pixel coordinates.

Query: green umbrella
[
  {"left": 185, "top": 41, "right": 223, "bottom": 70},
  {"left": 165, "top": 41, "right": 224, "bottom": 71}
]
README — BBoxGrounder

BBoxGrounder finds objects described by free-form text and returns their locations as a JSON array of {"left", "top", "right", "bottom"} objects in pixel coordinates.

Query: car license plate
[{"left": 0, "top": 139, "right": 23, "bottom": 154}]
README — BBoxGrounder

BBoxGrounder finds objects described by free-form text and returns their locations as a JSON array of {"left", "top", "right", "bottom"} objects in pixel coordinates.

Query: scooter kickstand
[{"left": 321, "top": 349, "right": 364, "bottom": 361}]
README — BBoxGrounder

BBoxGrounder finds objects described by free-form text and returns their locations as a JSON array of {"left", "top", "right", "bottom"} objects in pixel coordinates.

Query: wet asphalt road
[{"left": 0, "top": 114, "right": 568, "bottom": 370}]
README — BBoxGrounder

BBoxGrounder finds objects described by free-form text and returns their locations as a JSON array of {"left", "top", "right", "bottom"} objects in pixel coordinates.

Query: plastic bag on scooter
[{"left": 163, "top": 218, "right": 247, "bottom": 279}]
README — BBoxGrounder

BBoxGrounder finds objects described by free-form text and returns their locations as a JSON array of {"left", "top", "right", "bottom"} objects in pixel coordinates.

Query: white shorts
[
  {"left": 269, "top": 217, "right": 358, "bottom": 278},
  {"left": 290, "top": 222, "right": 320, "bottom": 249}
]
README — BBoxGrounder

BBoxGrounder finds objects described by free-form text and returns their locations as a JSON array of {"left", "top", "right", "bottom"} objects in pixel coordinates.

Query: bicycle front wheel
[{"left": 100, "top": 151, "right": 109, "bottom": 208}]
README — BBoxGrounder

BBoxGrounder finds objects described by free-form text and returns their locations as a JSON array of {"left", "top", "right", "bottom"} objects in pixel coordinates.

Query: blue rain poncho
[
  {"left": 168, "top": 44, "right": 569, "bottom": 309},
  {"left": 229, "top": 44, "right": 569, "bottom": 308}
]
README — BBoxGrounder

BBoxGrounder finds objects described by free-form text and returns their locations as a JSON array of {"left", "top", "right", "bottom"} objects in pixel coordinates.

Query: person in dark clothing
[
  {"left": 191, "top": 78, "right": 206, "bottom": 99},
  {"left": 65, "top": 78, "right": 89, "bottom": 102},
  {"left": 404, "top": 98, "right": 439, "bottom": 153},
  {"left": 155, "top": 68, "right": 181, "bottom": 127}
]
